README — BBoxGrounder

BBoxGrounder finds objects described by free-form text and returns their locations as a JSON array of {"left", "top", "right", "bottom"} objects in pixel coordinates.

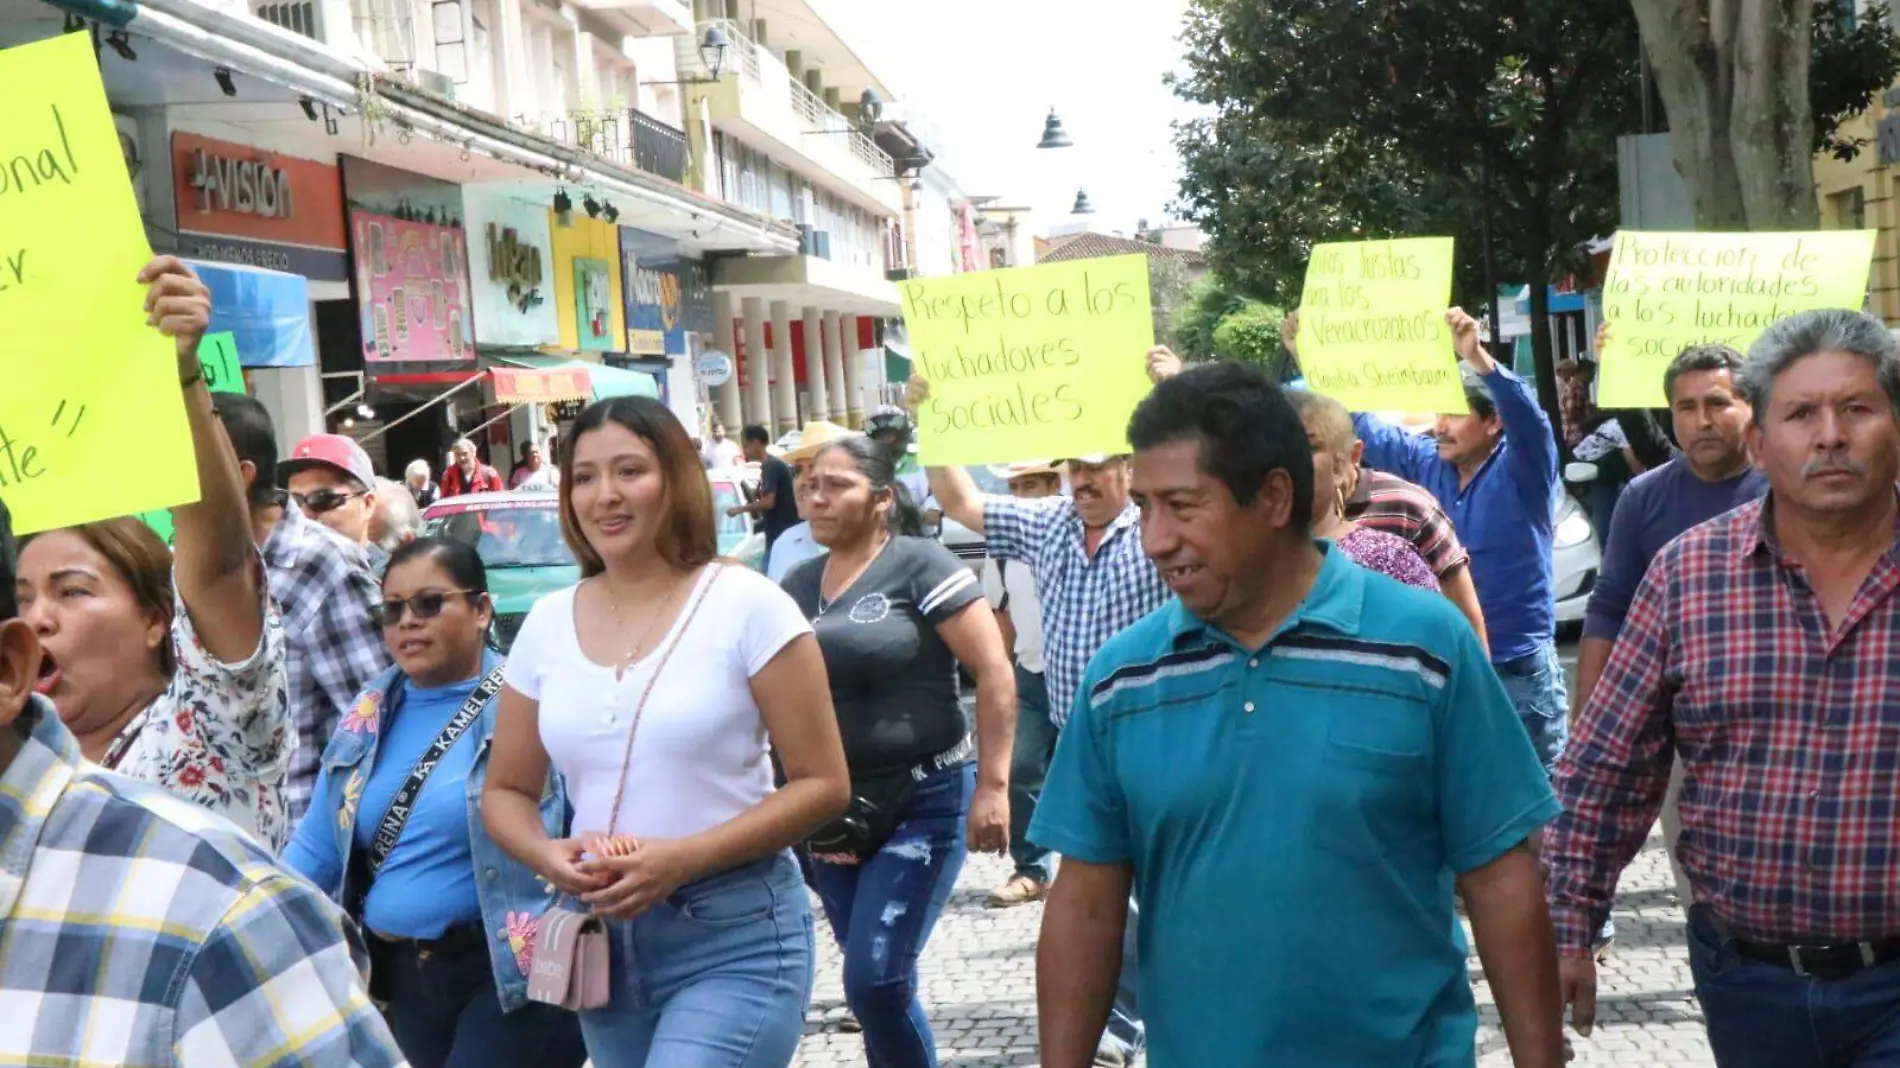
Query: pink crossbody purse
[{"left": 525, "top": 566, "right": 724, "bottom": 1011}]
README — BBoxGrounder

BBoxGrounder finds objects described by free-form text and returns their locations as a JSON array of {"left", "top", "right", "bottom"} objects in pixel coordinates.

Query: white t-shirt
[
  {"left": 981, "top": 556, "right": 1044, "bottom": 674},
  {"left": 502, "top": 564, "right": 810, "bottom": 841},
  {"left": 702, "top": 439, "right": 744, "bottom": 469}
]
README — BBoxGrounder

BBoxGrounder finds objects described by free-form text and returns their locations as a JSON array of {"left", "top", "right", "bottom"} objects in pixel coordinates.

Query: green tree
[{"left": 1172, "top": 0, "right": 1643, "bottom": 430}]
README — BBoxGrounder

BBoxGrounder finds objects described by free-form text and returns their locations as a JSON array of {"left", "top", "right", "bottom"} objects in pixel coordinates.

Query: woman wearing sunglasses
[
  {"left": 285, "top": 536, "right": 586, "bottom": 1068},
  {"left": 483, "top": 396, "right": 850, "bottom": 1068}
]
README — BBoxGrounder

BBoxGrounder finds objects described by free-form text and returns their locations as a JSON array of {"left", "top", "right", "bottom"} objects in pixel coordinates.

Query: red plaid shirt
[{"left": 1546, "top": 494, "right": 1900, "bottom": 954}]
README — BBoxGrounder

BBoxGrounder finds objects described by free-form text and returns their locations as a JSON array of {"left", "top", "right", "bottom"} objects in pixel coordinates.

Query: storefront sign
[
  {"left": 695, "top": 349, "right": 733, "bottom": 385},
  {"left": 491, "top": 366, "right": 591, "bottom": 403},
  {"left": 460, "top": 186, "right": 557, "bottom": 349},
  {"left": 550, "top": 214, "right": 625, "bottom": 353},
  {"left": 353, "top": 211, "right": 474, "bottom": 363},
  {"left": 620, "top": 227, "right": 685, "bottom": 356},
  {"left": 170, "top": 132, "right": 347, "bottom": 282}
]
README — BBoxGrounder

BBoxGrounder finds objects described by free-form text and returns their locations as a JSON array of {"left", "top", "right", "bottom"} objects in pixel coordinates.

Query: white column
[
  {"left": 840, "top": 313, "right": 864, "bottom": 425},
  {"left": 821, "top": 310, "right": 847, "bottom": 424},
  {"left": 802, "top": 306, "right": 829, "bottom": 421},
  {"left": 713, "top": 290, "right": 742, "bottom": 432},
  {"left": 742, "top": 297, "right": 771, "bottom": 431},
  {"left": 770, "top": 300, "right": 797, "bottom": 433}
]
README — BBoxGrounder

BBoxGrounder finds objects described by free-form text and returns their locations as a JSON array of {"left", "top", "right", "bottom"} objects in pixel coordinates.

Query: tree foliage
[
  {"left": 1811, "top": 2, "right": 1900, "bottom": 161},
  {"left": 1171, "top": 0, "right": 1643, "bottom": 424},
  {"left": 1171, "top": 275, "right": 1292, "bottom": 377}
]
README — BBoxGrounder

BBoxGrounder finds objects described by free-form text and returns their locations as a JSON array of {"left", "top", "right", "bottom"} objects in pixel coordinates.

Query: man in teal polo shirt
[{"left": 1031, "top": 362, "right": 1566, "bottom": 1068}]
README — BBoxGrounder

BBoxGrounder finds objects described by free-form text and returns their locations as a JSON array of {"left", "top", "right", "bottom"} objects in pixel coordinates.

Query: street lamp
[
  {"left": 698, "top": 23, "right": 730, "bottom": 80},
  {"left": 1038, "top": 108, "right": 1073, "bottom": 149},
  {"left": 1070, "top": 187, "right": 1095, "bottom": 215}
]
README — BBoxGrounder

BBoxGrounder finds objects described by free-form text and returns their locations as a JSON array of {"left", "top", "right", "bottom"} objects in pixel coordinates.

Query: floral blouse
[
  {"left": 1338, "top": 527, "right": 1441, "bottom": 593},
  {"left": 104, "top": 567, "right": 293, "bottom": 851}
]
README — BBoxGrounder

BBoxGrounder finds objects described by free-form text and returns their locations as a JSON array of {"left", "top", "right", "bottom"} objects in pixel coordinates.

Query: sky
[{"left": 816, "top": 0, "right": 1203, "bottom": 238}]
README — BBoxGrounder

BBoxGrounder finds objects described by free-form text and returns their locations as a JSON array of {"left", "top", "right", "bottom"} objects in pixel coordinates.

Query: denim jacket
[{"left": 285, "top": 652, "right": 566, "bottom": 1011}]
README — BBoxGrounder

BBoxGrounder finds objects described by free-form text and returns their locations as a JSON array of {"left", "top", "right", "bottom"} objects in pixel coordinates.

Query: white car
[{"left": 1552, "top": 490, "right": 1600, "bottom": 629}]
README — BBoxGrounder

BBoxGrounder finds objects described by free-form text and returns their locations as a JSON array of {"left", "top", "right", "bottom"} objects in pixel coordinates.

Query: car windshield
[
  {"left": 430, "top": 504, "right": 572, "bottom": 567},
  {"left": 713, "top": 480, "right": 750, "bottom": 538}
]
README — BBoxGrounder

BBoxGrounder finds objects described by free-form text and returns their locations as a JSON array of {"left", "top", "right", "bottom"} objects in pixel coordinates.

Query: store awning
[
  {"left": 490, "top": 366, "right": 594, "bottom": 403},
  {"left": 489, "top": 355, "right": 658, "bottom": 400}
]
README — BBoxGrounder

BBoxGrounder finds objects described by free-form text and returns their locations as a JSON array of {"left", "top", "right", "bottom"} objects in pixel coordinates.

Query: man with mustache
[
  {"left": 1350, "top": 309, "right": 1569, "bottom": 771},
  {"left": 1571, "top": 334, "right": 1764, "bottom": 907},
  {"left": 1546, "top": 308, "right": 1900, "bottom": 1066}
]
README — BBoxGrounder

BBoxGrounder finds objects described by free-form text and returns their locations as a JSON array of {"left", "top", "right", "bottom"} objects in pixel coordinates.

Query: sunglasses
[
  {"left": 372, "top": 590, "right": 480, "bottom": 628},
  {"left": 294, "top": 488, "right": 368, "bottom": 515}
]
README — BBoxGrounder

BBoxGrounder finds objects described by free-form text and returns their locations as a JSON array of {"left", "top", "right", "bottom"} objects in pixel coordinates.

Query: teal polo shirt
[{"left": 1029, "top": 543, "right": 1558, "bottom": 1067}]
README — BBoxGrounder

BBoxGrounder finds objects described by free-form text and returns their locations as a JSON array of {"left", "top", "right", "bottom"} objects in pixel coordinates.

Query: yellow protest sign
[
  {"left": 1295, "top": 237, "right": 1464, "bottom": 412},
  {"left": 0, "top": 33, "right": 198, "bottom": 535},
  {"left": 904, "top": 255, "right": 1154, "bottom": 465},
  {"left": 1599, "top": 230, "right": 1877, "bottom": 409}
]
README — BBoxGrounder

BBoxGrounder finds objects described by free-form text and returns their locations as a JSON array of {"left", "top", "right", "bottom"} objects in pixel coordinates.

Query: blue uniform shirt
[
  {"left": 1353, "top": 366, "right": 1559, "bottom": 662},
  {"left": 351, "top": 672, "right": 487, "bottom": 937},
  {"left": 1029, "top": 543, "right": 1559, "bottom": 1067}
]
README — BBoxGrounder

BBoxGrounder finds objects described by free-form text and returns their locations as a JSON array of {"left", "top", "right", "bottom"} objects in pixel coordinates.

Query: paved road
[{"left": 794, "top": 641, "right": 1718, "bottom": 1066}]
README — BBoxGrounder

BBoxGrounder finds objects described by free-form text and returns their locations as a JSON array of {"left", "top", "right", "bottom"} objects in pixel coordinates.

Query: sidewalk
[{"left": 794, "top": 829, "right": 1709, "bottom": 1066}]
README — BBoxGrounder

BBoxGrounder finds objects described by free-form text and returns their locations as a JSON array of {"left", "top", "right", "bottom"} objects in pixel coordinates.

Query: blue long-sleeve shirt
[{"left": 1353, "top": 367, "right": 1559, "bottom": 662}]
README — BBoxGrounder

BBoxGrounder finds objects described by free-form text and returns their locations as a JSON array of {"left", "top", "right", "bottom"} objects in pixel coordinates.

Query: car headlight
[{"left": 1555, "top": 512, "right": 1593, "bottom": 548}]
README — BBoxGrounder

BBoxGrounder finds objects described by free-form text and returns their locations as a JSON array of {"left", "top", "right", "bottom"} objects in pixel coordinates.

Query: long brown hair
[
  {"left": 22, "top": 517, "right": 178, "bottom": 676},
  {"left": 558, "top": 397, "right": 717, "bottom": 577}
]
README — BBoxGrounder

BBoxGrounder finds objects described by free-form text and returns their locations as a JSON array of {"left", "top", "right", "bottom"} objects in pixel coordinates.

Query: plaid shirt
[
  {"left": 983, "top": 496, "right": 1172, "bottom": 726},
  {"left": 1547, "top": 495, "right": 1900, "bottom": 953},
  {"left": 0, "top": 696, "right": 403, "bottom": 1067},
  {"left": 262, "top": 497, "right": 389, "bottom": 823},
  {"left": 1345, "top": 467, "right": 1471, "bottom": 579}
]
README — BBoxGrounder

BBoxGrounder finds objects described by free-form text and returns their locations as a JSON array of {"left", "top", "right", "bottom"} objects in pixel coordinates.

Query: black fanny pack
[{"left": 806, "top": 735, "right": 973, "bottom": 866}]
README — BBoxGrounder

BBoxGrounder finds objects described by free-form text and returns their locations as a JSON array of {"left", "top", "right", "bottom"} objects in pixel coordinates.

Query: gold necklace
[{"left": 602, "top": 571, "right": 688, "bottom": 671}]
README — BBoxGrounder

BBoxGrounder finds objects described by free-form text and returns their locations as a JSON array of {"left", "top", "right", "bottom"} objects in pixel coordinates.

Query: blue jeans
[
  {"left": 1009, "top": 666, "right": 1058, "bottom": 883},
  {"left": 810, "top": 764, "right": 972, "bottom": 1068},
  {"left": 1495, "top": 641, "right": 1568, "bottom": 773},
  {"left": 1688, "top": 905, "right": 1900, "bottom": 1067},
  {"left": 580, "top": 852, "right": 814, "bottom": 1068},
  {"left": 1496, "top": 642, "right": 1607, "bottom": 940},
  {"left": 372, "top": 928, "right": 587, "bottom": 1068}
]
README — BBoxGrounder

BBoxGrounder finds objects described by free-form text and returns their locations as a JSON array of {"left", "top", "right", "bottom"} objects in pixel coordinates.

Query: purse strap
[
  {"left": 602, "top": 565, "right": 724, "bottom": 835},
  {"left": 366, "top": 663, "right": 508, "bottom": 874}
]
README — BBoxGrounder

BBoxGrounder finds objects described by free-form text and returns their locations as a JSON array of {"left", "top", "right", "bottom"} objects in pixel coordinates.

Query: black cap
[{"left": 0, "top": 496, "right": 15, "bottom": 622}]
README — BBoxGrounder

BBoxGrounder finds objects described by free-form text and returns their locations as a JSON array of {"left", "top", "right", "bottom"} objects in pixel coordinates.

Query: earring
[{"left": 1334, "top": 485, "right": 1347, "bottom": 517}]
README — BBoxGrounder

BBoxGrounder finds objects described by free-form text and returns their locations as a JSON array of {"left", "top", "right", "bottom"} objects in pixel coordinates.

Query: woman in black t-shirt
[{"left": 780, "top": 435, "right": 1016, "bottom": 1068}]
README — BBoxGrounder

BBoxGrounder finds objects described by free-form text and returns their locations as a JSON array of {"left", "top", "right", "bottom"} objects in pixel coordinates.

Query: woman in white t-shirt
[{"left": 482, "top": 397, "right": 850, "bottom": 1068}]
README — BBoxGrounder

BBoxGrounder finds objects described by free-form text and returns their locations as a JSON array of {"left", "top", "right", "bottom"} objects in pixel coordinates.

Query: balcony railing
[
  {"left": 632, "top": 109, "right": 688, "bottom": 183},
  {"left": 252, "top": 0, "right": 323, "bottom": 41},
  {"left": 512, "top": 108, "right": 689, "bottom": 185},
  {"left": 683, "top": 18, "right": 894, "bottom": 181}
]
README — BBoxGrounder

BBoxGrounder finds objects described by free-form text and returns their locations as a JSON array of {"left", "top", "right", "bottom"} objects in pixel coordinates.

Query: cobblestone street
[{"left": 794, "top": 829, "right": 1711, "bottom": 1066}]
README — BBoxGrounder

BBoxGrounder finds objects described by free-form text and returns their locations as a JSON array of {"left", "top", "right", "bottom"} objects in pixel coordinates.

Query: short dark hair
[
  {"left": 1662, "top": 343, "right": 1746, "bottom": 405},
  {"left": 0, "top": 496, "right": 15, "bottom": 621},
  {"left": 1127, "top": 361, "right": 1313, "bottom": 523},
  {"left": 383, "top": 534, "right": 488, "bottom": 593},
  {"left": 210, "top": 393, "right": 280, "bottom": 508},
  {"left": 742, "top": 424, "right": 771, "bottom": 445}
]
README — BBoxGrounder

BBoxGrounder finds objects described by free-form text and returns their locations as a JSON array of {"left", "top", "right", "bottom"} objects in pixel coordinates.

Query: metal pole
[
  {"left": 358, "top": 375, "right": 490, "bottom": 443},
  {"left": 461, "top": 402, "right": 528, "bottom": 440}
]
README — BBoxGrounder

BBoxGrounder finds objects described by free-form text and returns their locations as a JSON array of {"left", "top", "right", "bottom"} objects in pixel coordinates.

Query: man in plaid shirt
[
  {"left": 0, "top": 509, "right": 403, "bottom": 1068},
  {"left": 211, "top": 396, "right": 390, "bottom": 822},
  {"left": 1547, "top": 308, "right": 1900, "bottom": 1066}
]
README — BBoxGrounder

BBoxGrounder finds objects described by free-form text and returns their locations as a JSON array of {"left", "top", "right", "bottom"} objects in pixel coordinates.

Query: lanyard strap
[{"left": 366, "top": 664, "right": 507, "bottom": 875}]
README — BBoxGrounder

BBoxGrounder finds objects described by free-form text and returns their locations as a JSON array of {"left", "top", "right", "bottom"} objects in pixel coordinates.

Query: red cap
[{"left": 280, "top": 434, "right": 376, "bottom": 489}]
